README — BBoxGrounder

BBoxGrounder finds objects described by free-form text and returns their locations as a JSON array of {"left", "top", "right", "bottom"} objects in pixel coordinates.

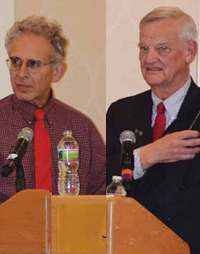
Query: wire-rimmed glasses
[{"left": 6, "top": 57, "right": 55, "bottom": 74}]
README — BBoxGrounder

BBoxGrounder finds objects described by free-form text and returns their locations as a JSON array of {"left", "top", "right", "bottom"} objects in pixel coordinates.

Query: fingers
[
  {"left": 177, "top": 130, "right": 200, "bottom": 139},
  {"left": 182, "top": 146, "right": 200, "bottom": 154},
  {"left": 183, "top": 139, "right": 200, "bottom": 147},
  {"left": 157, "top": 130, "right": 200, "bottom": 148},
  {"left": 175, "top": 130, "right": 200, "bottom": 148}
]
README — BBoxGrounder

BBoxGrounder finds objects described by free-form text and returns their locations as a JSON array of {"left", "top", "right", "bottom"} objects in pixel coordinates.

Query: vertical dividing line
[
  {"left": 14, "top": 0, "right": 16, "bottom": 21},
  {"left": 197, "top": 0, "right": 200, "bottom": 86}
]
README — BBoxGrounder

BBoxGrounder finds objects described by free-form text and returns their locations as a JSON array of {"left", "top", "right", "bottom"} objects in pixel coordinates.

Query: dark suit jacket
[{"left": 106, "top": 79, "right": 200, "bottom": 254}]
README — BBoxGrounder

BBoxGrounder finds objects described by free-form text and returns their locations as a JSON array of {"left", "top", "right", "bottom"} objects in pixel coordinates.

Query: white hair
[{"left": 140, "top": 6, "right": 197, "bottom": 43}]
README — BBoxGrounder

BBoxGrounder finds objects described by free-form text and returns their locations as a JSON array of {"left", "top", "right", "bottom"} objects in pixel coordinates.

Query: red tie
[
  {"left": 153, "top": 102, "right": 166, "bottom": 141},
  {"left": 34, "top": 109, "right": 52, "bottom": 191}
]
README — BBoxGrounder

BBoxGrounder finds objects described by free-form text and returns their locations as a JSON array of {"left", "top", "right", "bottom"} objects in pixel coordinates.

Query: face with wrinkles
[
  {"left": 7, "top": 33, "right": 65, "bottom": 107},
  {"left": 139, "top": 18, "right": 196, "bottom": 97}
]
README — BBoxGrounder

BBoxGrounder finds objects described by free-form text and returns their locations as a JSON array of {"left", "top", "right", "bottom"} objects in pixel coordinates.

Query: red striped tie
[
  {"left": 153, "top": 102, "right": 166, "bottom": 141},
  {"left": 34, "top": 109, "right": 52, "bottom": 191}
]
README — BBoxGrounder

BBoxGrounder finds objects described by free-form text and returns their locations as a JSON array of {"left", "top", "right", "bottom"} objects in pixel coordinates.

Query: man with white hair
[{"left": 107, "top": 7, "right": 200, "bottom": 253}]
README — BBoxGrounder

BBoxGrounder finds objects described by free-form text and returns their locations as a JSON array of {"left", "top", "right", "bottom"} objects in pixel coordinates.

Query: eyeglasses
[{"left": 6, "top": 57, "right": 55, "bottom": 74}]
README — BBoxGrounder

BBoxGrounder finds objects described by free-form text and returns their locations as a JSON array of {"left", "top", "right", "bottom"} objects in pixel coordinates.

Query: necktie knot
[
  {"left": 157, "top": 102, "right": 165, "bottom": 114},
  {"left": 34, "top": 109, "right": 45, "bottom": 120}
]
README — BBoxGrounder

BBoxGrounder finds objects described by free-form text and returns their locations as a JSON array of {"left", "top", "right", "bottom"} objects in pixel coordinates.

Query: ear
[
  {"left": 52, "top": 62, "right": 67, "bottom": 82},
  {"left": 185, "top": 40, "right": 197, "bottom": 64}
]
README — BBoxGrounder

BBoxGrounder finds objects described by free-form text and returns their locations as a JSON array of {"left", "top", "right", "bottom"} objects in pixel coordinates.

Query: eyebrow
[
  {"left": 138, "top": 42, "right": 170, "bottom": 47},
  {"left": 156, "top": 42, "right": 170, "bottom": 46},
  {"left": 10, "top": 56, "right": 42, "bottom": 61}
]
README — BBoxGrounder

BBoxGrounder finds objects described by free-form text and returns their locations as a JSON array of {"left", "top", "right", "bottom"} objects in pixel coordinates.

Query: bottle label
[{"left": 58, "top": 149, "right": 79, "bottom": 161}]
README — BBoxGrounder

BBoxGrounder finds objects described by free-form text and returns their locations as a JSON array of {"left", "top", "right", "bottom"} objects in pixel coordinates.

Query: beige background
[
  {"left": 0, "top": 1, "right": 14, "bottom": 98},
  {"left": 0, "top": 0, "right": 106, "bottom": 140},
  {"left": 106, "top": 0, "right": 200, "bottom": 110}
]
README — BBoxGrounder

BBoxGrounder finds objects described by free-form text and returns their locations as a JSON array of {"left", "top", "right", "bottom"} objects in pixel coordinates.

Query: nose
[
  {"left": 17, "top": 62, "right": 29, "bottom": 78},
  {"left": 144, "top": 49, "right": 158, "bottom": 64}
]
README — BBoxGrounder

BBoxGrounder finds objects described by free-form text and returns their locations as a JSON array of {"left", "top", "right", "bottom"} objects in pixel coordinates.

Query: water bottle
[
  {"left": 106, "top": 175, "right": 127, "bottom": 198},
  {"left": 57, "top": 130, "right": 80, "bottom": 195}
]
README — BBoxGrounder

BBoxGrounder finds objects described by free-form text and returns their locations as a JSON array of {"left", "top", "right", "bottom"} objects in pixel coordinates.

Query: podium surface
[
  {"left": 0, "top": 190, "right": 106, "bottom": 254},
  {"left": 0, "top": 190, "right": 51, "bottom": 254},
  {"left": 107, "top": 196, "right": 190, "bottom": 254},
  {"left": 0, "top": 191, "right": 190, "bottom": 254},
  {"left": 51, "top": 195, "right": 106, "bottom": 254}
]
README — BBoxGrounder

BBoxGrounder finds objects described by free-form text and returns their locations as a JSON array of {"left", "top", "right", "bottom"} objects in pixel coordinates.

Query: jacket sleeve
[
  {"left": 106, "top": 103, "right": 122, "bottom": 186},
  {"left": 86, "top": 122, "right": 106, "bottom": 194}
]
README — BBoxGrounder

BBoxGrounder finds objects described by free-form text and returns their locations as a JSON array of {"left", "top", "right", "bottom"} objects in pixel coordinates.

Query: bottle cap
[{"left": 112, "top": 175, "right": 122, "bottom": 181}]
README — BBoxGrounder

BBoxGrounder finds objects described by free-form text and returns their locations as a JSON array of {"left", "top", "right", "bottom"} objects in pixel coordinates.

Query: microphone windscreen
[
  {"left": 18, "top": 127, "right": 34, "bottom": 143},
  {"left": 120, "top": 130, "right": 136, "bottom": 144}
]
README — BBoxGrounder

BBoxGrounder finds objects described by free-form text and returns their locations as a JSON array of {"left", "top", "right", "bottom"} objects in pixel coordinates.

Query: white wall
[
  {"left": 15, "top": 0, "right": 106, "bottom": 140},
  {"left": 0, "top": 0, "right": 15, "bottom": 98},
  {"left": 106, "top": 0, "right": 199, "bottom": 110}
]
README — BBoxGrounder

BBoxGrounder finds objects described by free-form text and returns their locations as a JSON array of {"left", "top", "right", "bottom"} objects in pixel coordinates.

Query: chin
[
  {"left": 144, "top": 76, "right": 165, "bottom": 87},
  {"left": 143, "top": 69, "right": 165, "bottom": 81},
  {"left": 15, "top": 92, "right": 33, "bottom": 103}
]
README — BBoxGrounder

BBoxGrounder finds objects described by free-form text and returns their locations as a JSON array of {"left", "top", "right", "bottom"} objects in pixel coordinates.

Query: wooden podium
[
  {"left": 107, "top": 196, "right": 190, "bottom": 254},
  {"left": 0, "top": 191, "right": 190, "bottom": 254},
  {"left": 0, "top": 190, "right": 106, "bottom": 254}
]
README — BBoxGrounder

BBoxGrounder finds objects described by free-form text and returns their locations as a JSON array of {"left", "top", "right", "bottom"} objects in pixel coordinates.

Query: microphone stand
[
  {"left": 15, "top": 160, "right": 26, "bottom": 192},
  {"left": 121, "top": 141, "right": 134, "bottom": 197},
  {"left": 1, "top": 155, "right": 27, "bottom": 192}
]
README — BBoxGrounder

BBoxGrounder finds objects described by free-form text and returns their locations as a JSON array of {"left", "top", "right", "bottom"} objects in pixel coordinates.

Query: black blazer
[{"left": 106, "top": 79, "right": 200, "bottom": 254}]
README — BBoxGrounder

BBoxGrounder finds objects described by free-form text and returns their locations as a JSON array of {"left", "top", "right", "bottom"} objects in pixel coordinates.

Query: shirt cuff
[{"left": 133, "top": 148, "right": 146, "bottom": 180}]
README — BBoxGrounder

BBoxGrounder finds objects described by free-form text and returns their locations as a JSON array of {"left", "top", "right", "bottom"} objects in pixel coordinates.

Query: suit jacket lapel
[
  {"left": 133, "top": 91, "right": 153, "bottom": 149},
  {"left": 164, "top": 80, "right": 200, "bottom": 135}
]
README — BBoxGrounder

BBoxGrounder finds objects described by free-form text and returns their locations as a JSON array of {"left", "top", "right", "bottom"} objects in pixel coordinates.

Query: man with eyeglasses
[{"left": 0, "top": 15, "right": 105, "bottom": 203}]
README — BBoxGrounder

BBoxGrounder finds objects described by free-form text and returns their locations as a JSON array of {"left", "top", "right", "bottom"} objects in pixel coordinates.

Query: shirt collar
[
  {"left": 151, "top": 78, "right": 191, "bottom": 119},
  {"left": 12, "top": 90, "right": 55, "bottom": 125}
]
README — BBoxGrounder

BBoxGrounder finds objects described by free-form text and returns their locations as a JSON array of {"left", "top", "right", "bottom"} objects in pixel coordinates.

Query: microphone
[
  {"left": 120, "top": 130, "right": 136, "bottom": 195},
  {"left": 2, "top": 127, "right": 34, "bottom": 177}
]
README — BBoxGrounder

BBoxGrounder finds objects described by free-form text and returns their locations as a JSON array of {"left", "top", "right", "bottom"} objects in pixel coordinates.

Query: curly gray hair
[{"left": 5, "top": 15, "right": 69, "bottom": 63}]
